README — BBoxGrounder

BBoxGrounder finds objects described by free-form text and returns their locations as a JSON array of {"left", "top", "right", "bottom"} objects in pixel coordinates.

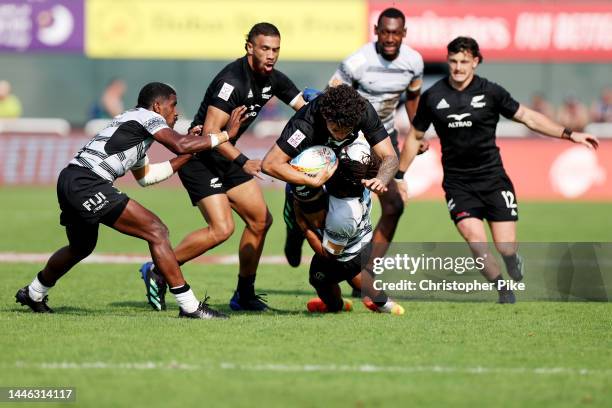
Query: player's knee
[
  {"left": 148, "top": 220, "right": 170, "bottom": 245},
  {"left": 70, "top": 240, "right": 96, "bottom": 259},
  {"left": 210, "top": 219, "right": 235, "bottom": 242},
  {"left": 463, "top": 231, "right": 487, "bottom": 243},
  {"left": 247, "top": 211, "right": 273, "bottom": 236},
  {"left": 458, "top": 223, "right": 486, "bottom": 243},
  {"left": 494, "top": 241, "right": 517, "bottom": 257}
]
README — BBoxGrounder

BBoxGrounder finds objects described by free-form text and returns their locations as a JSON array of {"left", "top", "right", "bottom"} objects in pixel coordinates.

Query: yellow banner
[{"left": 85, "top": 0, "right": 367, "bottom": 60}]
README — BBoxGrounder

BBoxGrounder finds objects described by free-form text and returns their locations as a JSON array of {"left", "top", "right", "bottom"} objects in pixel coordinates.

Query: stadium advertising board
[
  {"left": 1, "top": 134, "right": 610, "bottom": 200},
  {"left": 403, "top": 139, "right": 611, "bottom": 200},
  {"left": 369, "top": 1, "right": 612, "bottom": 62},
  {"left": 0, "top": 0, "right": 83, "bottom": 52},
  {"left": 85, "top": 0, "right": 366, "bottom": 60}
]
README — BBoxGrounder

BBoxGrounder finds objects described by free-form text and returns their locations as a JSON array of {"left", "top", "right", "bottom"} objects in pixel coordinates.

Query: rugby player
[
  {"left": 398, "top": 37, "right": 599, "bottom": 303},
  {"left": 15, "top": 82, "right": 246, "bottom": 319},
  {"left": 262, "top": 85, "right": 398, "bottom": 198},
  {"left": 293, "top": 140, "right": 405, "bottom": 314},
  {"left": 283, "top": 8, "right": 426, "bottom": 296},
  {"left": 139, "top": 23, "right": 306, "bottom": 312}
]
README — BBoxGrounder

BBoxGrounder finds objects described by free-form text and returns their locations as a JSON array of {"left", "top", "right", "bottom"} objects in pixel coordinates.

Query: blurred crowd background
[{"left": 0, "top": 0, "right": 609, "bottom": 131}]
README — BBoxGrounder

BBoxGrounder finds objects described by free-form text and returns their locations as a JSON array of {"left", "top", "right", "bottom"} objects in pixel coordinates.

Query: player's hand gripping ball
[{"left": 290, "top": 146, "right": 337, "bottom": 177}]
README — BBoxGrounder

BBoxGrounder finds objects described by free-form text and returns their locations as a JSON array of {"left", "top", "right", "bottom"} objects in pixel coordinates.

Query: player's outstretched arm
[
  {"left": 154, "top": 106, "right": 247, "bottom": 155},
  {"left": 513, "top": 104, "right": 599, "bottom": 149},
  {"left": 261, "top": 144, "right": 338, "bottom": 188},
  {"left": 363, "top": 137, "right": 399, "bottom": 194},
  {"left": 204, "top": 105, "right": 265, "bottom": 179}
]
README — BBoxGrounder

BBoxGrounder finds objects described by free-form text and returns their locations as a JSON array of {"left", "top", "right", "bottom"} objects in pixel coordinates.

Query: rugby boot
[{"left": 15, "top": 286, "right": 53, "bottom": 313}]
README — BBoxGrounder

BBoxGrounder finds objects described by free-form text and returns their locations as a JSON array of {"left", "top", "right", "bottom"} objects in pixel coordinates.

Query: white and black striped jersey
[
  {"left": 330, "top": 42, "right": 424, "bottom": 134},
  {"left": 69, "top": 108, "right": 168, "bottom": 182},
  {"left": 322, "top": 189, "right": 373, "bottom": 262}
]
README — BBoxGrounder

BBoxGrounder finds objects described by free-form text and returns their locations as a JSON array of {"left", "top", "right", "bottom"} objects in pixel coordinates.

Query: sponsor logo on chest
[{"left": 446, "top": 113, "right": 472, "bottom": 128}]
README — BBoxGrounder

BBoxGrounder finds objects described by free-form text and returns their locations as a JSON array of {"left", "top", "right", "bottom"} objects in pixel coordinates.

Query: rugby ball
[{"left": 290, "top": 146, "right": 337, "bottom": 176}]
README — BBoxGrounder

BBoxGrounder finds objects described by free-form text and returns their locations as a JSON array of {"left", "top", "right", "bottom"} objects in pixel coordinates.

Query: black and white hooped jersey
[
  {"left": 330, "top": 43, "right": 424, "bottom": 134},
  {"left": 276, "top": 97, "right": 388, "bottom": 159},
  {"left": 322, "top": 189, "right": 373, "bottom": 262},
  {"left": 412, "top": 75, "right": 520, "bottom": 177},
  {"left": 191, "top": 56, "right": 301, "bottom": 142},
  {"left": 69, "top": 108, "right": 168, "bottom": 182}
]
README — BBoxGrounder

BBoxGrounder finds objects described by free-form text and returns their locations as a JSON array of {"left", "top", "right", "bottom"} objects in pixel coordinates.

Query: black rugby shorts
[
  {"left": 443, "top": 172, "right": 519, "bottom": 224},
  {"left": 57, "top": 165, "right": 129, "bottom": 227},
  {"left": 178, "top": 150, "right": 253, "bottom": 205}
]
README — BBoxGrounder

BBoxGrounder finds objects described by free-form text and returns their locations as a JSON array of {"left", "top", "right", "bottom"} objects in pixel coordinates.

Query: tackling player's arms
[
  {"left": 132, "top": 106, "right": 247, "bottom": 187},
  {"left": 153, "top": 102, "right": 247, "bottom": 155},
  {"left": 294, "top": 204, "right": 340, "bottom": 259},
  {"left": 131, "top": 154, "right": 193, "bottom": 187}
]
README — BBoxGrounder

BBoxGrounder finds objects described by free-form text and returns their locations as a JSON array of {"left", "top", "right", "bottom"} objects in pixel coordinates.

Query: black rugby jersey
[
  {"left": 276, "top": 97, "right": 388, "bottom": 158},
  {"left": 412, "top": 75, "right": 519, "bottom": 177},
  {"left": 191, "top": 56, "right": 300, "bottom": 143}
]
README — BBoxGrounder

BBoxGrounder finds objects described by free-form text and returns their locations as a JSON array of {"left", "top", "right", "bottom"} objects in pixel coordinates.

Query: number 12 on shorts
[{"left": 501, "top": 190, "right": 518, "bottom": 216}]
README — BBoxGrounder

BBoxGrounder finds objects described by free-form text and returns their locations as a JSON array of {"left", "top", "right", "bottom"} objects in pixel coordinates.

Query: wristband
[
  {"left": 561, "top": 128, "right": 573, "bottom": 140},
  {"left": 394, "top": 170, "right": 406, "bottom": 181},
  {"left": 209, "top": 131, "right": 229, "bottom": 148},
  {"left": 233, "top": 153, "right": 249, "bottom": 167}
]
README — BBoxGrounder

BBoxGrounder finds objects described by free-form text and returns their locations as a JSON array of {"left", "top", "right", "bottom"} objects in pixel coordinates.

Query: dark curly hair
[
  {"left": 326, "top": 150, "right": 381, "bottom": 198},
  {"left": 447, "top": 36, "right": 483, "bottom": 64},
  {"left": 318, "top": 85, "right": 367, "bottom": 129}
]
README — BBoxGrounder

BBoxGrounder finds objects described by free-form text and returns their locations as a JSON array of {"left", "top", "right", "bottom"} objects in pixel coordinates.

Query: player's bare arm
[
  {"left": 398, "top": 126, "right": 426, "bottom": 173},
  {"left": 262, "top": 145, "right": 338, "bottom": 188},
  {"left": 294, "top": 204, "right": 329, "bottom": 258},
  {"left": 131, "top": 154, "right": 194, "bottom": 187},
  {"left": 513, "top": 104, "right": 599, "bottom": 149},
  {"left": 202, "top": 105, "right": 265, "bottom": 178},
  {"left": 290, "top": 95, "right": 306, "bottom": 111},
  {"left": 363, "top": 137, "right": 398, "bottom": 193},
  {"left": 154, "top": 106, "right": 247, "bottom": 155},
  {"left": 404, "top": 79, "right": 422, "bottom": 122}
]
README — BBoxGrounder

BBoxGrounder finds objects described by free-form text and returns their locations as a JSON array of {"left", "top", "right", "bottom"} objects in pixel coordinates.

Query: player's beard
[{"left": 253, "top": 54, "right": 274, "bottom": 76}]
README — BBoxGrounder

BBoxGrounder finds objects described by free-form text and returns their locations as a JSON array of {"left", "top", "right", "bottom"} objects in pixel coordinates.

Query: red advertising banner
[
  {"left": 369, "top": 1, "right": 612, "bottom": 62},
  {"left": 404, "top": 139, "right": 611, "bottom": 200},
  {"left": 1, "top": 133, "right": 611, "bottom": 201}
]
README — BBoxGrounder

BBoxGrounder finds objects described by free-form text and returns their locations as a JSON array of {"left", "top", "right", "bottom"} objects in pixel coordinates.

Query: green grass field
[{"left": 1, "top": 186, "right": 611, "bottom": 407}]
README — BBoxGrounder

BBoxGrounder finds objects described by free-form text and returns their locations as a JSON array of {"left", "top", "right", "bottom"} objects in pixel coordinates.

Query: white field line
[
  {"left": 9, "top": 361, "right": 612, "bottom": 376},
  {"left": 0, "top": 252, "right": 308, "bottom": 265},
  {"left": 2, "top": 252, "right": 610, "bottom": 267}
]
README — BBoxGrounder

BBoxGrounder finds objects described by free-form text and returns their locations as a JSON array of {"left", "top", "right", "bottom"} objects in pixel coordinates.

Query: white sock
[
  {"left": 28, "top": 277, "right": 50, "bottom": 302},
  {"left": 172, "top": 288, "right": 199, "bottom": 313},
  {"left": 378, "top": 300, "right": 396, "bottom": 313}
]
